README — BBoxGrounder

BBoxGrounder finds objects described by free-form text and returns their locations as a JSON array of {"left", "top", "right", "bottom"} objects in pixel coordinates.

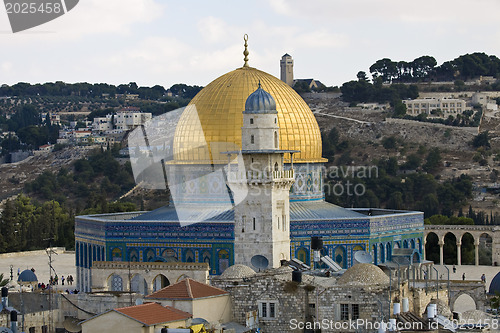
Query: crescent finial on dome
[{"left": 243, "top": 34, "right": 249, "bottom": 67}]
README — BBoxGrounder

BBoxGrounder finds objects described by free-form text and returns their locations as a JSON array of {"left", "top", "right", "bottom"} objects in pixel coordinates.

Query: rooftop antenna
[{"left": 44, "top": 237, "right": 56, "bottom": 333}]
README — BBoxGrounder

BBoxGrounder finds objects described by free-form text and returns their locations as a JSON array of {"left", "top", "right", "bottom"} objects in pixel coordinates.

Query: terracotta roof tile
[
  {"left": 114, "top": 302, "right": 191, "bottom": 326},
  {"left": 146, "top": 278, "right": 228, "bottom": 300}
]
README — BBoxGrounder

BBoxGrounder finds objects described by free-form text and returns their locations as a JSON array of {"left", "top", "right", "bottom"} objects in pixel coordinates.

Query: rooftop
[
  {"left": 146, "top": 278, "right": 228, "bottom": 300},
  {"left": 114, "top": 302, "right": 191, "bottom": 326}
]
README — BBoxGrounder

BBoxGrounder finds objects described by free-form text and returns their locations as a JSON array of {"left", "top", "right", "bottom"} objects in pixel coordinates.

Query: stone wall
[{"left": 214, "top": 271, "right": 403, "bottom": 333}]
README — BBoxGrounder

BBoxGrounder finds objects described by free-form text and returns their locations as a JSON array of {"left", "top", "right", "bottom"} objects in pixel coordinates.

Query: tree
[
  {"left": 471, "top": 131, "right": 490, "bottom": 149},
  {"left": 357, "top": 71, "right": 369, "bottom": 82},
  {"left": 401, "top": 153, "right": 421, "bottom": 170},
  {"left": 393, "top": 100, "right": 407, "bottom": 117},
  {"left": 423, "top": 148, "right": 442, "bottom": 173},
  {"left": 0, "top": 273, "right": 9, "bottom": 287},
  {"left": 411, "top": 56, "right": 437, "bottom": 79},
  {"left": 418, "top": 193, "right": 440, "bottom": 217},
  {"left": 369, "top": 58, "right": 398, "bottom": 83},
  {"left": 382, "top": 136, "right": 398, "bottom": 150}
]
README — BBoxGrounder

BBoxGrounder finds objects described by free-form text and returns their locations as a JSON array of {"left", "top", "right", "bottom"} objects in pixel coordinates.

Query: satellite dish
[
  {"left": 63, "top": 317, "right": 82, "bottom": 333},
  {"left": 251, "top": 255, "right": 269, "bottom": 271},
  {"left": 135, "top": 298, "right": 143, "bottom": 306},
  {"left": 354, "top": 251, "right": 373, "bottom": 264}
]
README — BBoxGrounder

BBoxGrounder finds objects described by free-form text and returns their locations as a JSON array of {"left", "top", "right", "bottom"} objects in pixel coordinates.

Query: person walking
[
  {"left": 453, "top": 265, "right": 456, "bottom": 273},
  {"left": 61, "top": 275, "right": 65, "bottom": 286},
  {"left": 462, "top": 273, "right": 466, "bottom": 281},
  {"left": 481, "top": 274, "right": 486, "bottom": 283}
]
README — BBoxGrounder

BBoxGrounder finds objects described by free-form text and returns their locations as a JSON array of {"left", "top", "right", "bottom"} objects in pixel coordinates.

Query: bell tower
[
  {"left": 226, "top": 83, "right": 297, "bottom": 270},
  {"left": 280, "top": 53, "right": 294, "bottom": 86}
]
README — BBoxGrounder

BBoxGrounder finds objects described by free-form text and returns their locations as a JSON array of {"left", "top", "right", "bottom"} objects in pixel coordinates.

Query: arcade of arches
[
  {"left": 424, "top": 225, "right": 500, "bottom": 266},
  {"left": 89, "top": 261, "right": 209, "bottom": 295}
]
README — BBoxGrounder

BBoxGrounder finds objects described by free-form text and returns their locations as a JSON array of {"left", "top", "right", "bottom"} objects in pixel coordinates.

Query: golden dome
[{"left": 173, "top": 66, "right": 326, "bottom": 164}]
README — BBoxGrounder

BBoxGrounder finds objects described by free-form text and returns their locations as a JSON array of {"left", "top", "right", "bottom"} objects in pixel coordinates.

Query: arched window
[
  {"left": 202, "top": 251, "right": 211, "bottom": 267},
  {"left": 145, "top": 249, "right": 155, "bottom": 262},
  {"left": 162, "top": 248, "right": 178, "bottom": 262},
  {"left": 108, "top": 274, "right": 123, "bottom": 291},
  {"left": 334, "top": 246, "right": 347, "bottom": 268},
  {"left": 379, "top": 244, "right": 385, "bottom": 263},
  {"left": 218, "top": 249, "right": 229, "bottom": 274},
  {"left": 250, "top": 118, "right": 254, "bottom": 124},
  {"left": 274, "top": 131, "right": 278, "bottom": 148},
  {"left": 251, "top": 135, "right": 254, "bottom": 144},
  {"left": 297, "top": 248, "right": 309, "bottom": 265},
  {"left": 112, "top": 248, "right": 122, "bottom": 261},
  {"left": 152, "top": 274, "right": 170, "bottom": 292},
  {"left": 185, "top": 249, "right": 195, "bottom": 262},
  {"left": 128, "top": 248, "right": 139, "bottom": 262},
  {"left": 131, "top": 274, "right": 148, "bottom": 295},
  {"left": 274, "top": 162, "right": 279, "bottom": 171}
]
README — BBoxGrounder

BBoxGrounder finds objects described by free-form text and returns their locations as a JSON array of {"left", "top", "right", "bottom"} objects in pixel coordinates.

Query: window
[
  {"left": 340, "top": 304, "right": 349, "bottom": 320},
  {"left": 259, "top": 301, "right": 278, "bottom": 319},
  {"left": 250, "top": 118, "right": 254, "bottom": 124},
  {"left": 253, "top": 217, "right": 256, "bottom": 230},
  {"left": 352, "top": 304, "right": 360, "bottom": 320},
  {"left": 251, "top": 135, "right": 254, "bottom": 144}
]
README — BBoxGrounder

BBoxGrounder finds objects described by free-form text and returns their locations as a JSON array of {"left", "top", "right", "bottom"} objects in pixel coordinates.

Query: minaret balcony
[{"left": 227, "top": 169, "right": 294, "bottom": 183}]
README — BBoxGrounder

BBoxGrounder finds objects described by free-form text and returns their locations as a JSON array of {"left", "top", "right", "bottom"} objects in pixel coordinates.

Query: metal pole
[
  {"left": 389, "top": 268, "right": 392, "bottom": 320},
  {"left": 433, "top": 266, "right": 439, "bottom": 300},
  {"left": 425, "top": 266, "right": 428, "bottom": 295},
  {"left": 396, "top": 262, "right": 401, "bottom": 297},
  {"left": 443, "top": 265, "right": 450, "bottom": 305}
]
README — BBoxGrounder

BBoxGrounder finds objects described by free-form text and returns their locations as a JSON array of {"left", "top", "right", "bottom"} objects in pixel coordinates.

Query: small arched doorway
[{"left": 152, "top": 274, "right": 170, "bottom": 292}]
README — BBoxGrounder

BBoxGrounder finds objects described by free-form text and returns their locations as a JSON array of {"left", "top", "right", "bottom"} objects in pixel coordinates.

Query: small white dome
[
  {"left": 337, "top": 263, "right": 389, "bottom": 286},
  {"left": 220, "top": 264, "right": 256, "bottom": 280}
]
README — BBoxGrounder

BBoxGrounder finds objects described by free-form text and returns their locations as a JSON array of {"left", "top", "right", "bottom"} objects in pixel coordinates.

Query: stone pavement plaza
[{"left": 0, "top": 248, "right": 76, "bottom": 290}]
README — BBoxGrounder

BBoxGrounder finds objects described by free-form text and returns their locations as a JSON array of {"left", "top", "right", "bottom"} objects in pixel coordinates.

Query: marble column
[
  {"left": 438, "top": 240, "right": 444, "bottom": 265},
  {"left": 475, "top": 240, "right": 480, "bottom": 266},
  {"left": 456, "top": 241, "right": 462, "bottom": 265}
]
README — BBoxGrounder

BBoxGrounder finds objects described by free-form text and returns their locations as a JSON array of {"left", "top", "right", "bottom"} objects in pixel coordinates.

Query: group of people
[{"left": 48, "top": 274, "right": 74, "bottom": 286}]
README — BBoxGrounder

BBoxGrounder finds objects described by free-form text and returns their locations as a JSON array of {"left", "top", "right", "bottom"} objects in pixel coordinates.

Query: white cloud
[
  {"left": 1, "top": 62, "right": 13, "bottom": 72},
  {"left": 0, "top": 0, "right": 164, "bottom": 42},
  {"left": 197, "top": 16, "right": 229, "bottom": 44},
  {"left": 268, "top": 0, "right": 500, "bottom": 24}
]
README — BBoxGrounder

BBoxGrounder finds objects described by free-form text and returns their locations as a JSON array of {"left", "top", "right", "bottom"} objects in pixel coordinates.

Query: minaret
[
  {"left": 280, "top": 54, "right": 294, "bottom": 86},
  {"left": 227, "top": 82, "right": 297, "bottom": 270}
]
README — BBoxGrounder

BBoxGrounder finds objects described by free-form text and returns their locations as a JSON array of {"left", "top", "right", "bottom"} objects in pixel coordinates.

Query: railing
[
  {"left": 227, "top": 169, "right": 294, "bottom": 182},
  {"left": 92, "top": 261, "right": 208, "bottom": 270},
  {"left": 424, "top": 225, "right": 497, "bottom": 232}
]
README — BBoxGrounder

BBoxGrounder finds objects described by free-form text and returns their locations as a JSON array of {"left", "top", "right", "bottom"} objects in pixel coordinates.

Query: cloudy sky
[{"left": 1, "top": 0, "right": 500, "bottom": 88}]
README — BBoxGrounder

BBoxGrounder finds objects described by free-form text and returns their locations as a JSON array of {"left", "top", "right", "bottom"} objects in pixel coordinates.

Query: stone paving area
[{"left": 0, "top": 248, "right": 76, "bottom": 291}]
